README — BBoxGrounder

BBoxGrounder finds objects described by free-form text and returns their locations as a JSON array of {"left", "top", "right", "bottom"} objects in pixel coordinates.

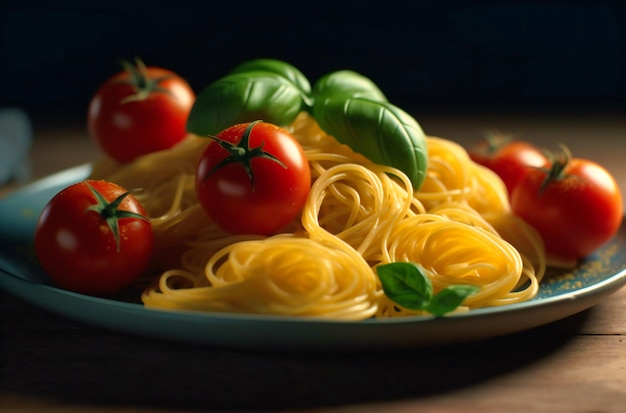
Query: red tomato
[
  {"left": 34, "top": 180, "right": 153, "bottom": 296},
  {"left": 196, "top": 121, "right": 311, "bottom": 235},
  {"left": 510, "top": 147, "right": 623, "bottom": 260},
  {"left": 87, "top": 58, "right": 195, "bottom": 163},
  {"left": 469, "top": 134, "right": 548, "bottom": 195}
]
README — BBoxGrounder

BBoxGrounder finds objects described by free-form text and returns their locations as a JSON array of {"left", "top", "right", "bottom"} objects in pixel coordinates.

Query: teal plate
[{"left": 1, "top": 164, "right": 625, "bottom": 350}]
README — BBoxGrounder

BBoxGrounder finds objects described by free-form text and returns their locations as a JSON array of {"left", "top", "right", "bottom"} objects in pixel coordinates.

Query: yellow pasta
[
  {"left": 142, "top": 236, "right": 380, "bottom": 320},
  {"left": 90, "top": 112, "right": 546, "bottom": 320}
]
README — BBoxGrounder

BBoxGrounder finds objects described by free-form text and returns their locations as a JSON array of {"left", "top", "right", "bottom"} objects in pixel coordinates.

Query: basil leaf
[
  {"left": 376, "top": 262, "right": 433, "bottom": 310},
  {"left": 313, "top": 96, "right": 428, "bottom": 190},
  {"left": 312, "top": 70, "right": 387, "bottom": 104},
  {"left": 230, "top": 58, "right": 312, "bottom": 98},
  {"left": 426, "top": 285, "right": 480, "bottom": 316},
  {"left": 187, "top": 71, "right": 304, "bottom": 136}
]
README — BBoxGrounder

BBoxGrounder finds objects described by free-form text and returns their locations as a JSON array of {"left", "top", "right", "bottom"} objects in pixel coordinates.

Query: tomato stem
[
  {"left": 483, "top": 131, "right": 512, "bottom": 154},
  {"left": 117, "top": 57, "right": 175, "bottom": 103},
  {"left": 202, "top": 121, "right": 287, "bottom": 192},
  {"left": 84, "top": 182, "right": 150, "bottom": 252},
  {"left": 539, "top": 144, "right": 574, "bottom": 193}
]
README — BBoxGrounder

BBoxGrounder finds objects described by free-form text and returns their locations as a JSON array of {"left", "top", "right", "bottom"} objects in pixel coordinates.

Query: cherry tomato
[
  {"left": 34, "top": 180, "right": 153, "bottom": 296},
  {"left": 510, "top": 146, "right": 623, "bottom": 260},
  {"left": 87, "top": 58, "right": 195, "bottom": 163},
  {"left": 469, "top": 134, "right": 548, "bottom": 195},
  {"left": 196, "top": 121, "right": 311, "bottom": 235}
]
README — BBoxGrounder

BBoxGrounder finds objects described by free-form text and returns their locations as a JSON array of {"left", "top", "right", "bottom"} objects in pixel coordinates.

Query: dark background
[{"left": 2, "top": 0, "right": 625, "bottom": 122}]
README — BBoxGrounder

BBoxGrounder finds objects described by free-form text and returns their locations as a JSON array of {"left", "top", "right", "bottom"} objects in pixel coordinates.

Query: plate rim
[{"left": 2, "top": 259, "right": 625, "bottom": 324}]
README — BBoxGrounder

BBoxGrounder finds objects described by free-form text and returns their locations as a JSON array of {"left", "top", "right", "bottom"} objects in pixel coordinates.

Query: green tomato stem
[
  {"left": 116, "top": 57, "right": 175, "bottom": 103},
  {"left": 539, "top": 144, "right": 573, "bottom": 193},
  {"left": 201, "top": 121, "right": 287, "bottom": 192},
  {"left": 84, "top": 182, "right": 149, "bottom": 253}
]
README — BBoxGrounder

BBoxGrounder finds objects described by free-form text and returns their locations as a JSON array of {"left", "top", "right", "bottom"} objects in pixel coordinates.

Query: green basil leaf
[
  {"left": 312, "top": 70, "right": 387, "bottom": 104},
  {"left": 376, "top": 262, "right": 433, "bottom": 310},
  {"left": 229, "top": 58, "right": 312, "bottom": 98},
  {"left": 426, "top": 285, "right": 480, "bottom": 316},
  {"left": 313, "top": 96, "right": 428, "bottom": 190},
  {"left": 187, "top": 71, "right": 304, "bottom": 136}
]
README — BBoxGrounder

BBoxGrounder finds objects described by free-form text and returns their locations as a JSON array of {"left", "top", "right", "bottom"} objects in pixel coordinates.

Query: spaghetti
[{"left": 90, "top": 112, "right": 546, "bottom": 319}]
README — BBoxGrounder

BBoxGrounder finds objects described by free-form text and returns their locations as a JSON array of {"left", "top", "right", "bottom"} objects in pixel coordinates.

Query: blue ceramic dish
[{"left": 1, "top": 164, "right": 625, "bottom": 350}]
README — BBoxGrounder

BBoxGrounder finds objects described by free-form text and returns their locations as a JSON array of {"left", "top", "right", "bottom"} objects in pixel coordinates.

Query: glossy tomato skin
[
  {"left": 511, "top": 158, "right": 623, "bottom": 260},
  {"left": 88, "top": 63, "right": 195, "bottom": 163},
  {"left": 196, "top": 122, "right": 311, "bottom": 235},
  {"left": 34, "top": 180, "right": 153, "bottom": 296},
  {"left": 470, "top": 139, "right": 548, "bottom": 195}
]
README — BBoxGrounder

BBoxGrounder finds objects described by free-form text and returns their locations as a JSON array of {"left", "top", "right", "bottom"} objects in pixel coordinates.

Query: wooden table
[{"left": 1, "top": 111, "right": 625, "bottom": 412}]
